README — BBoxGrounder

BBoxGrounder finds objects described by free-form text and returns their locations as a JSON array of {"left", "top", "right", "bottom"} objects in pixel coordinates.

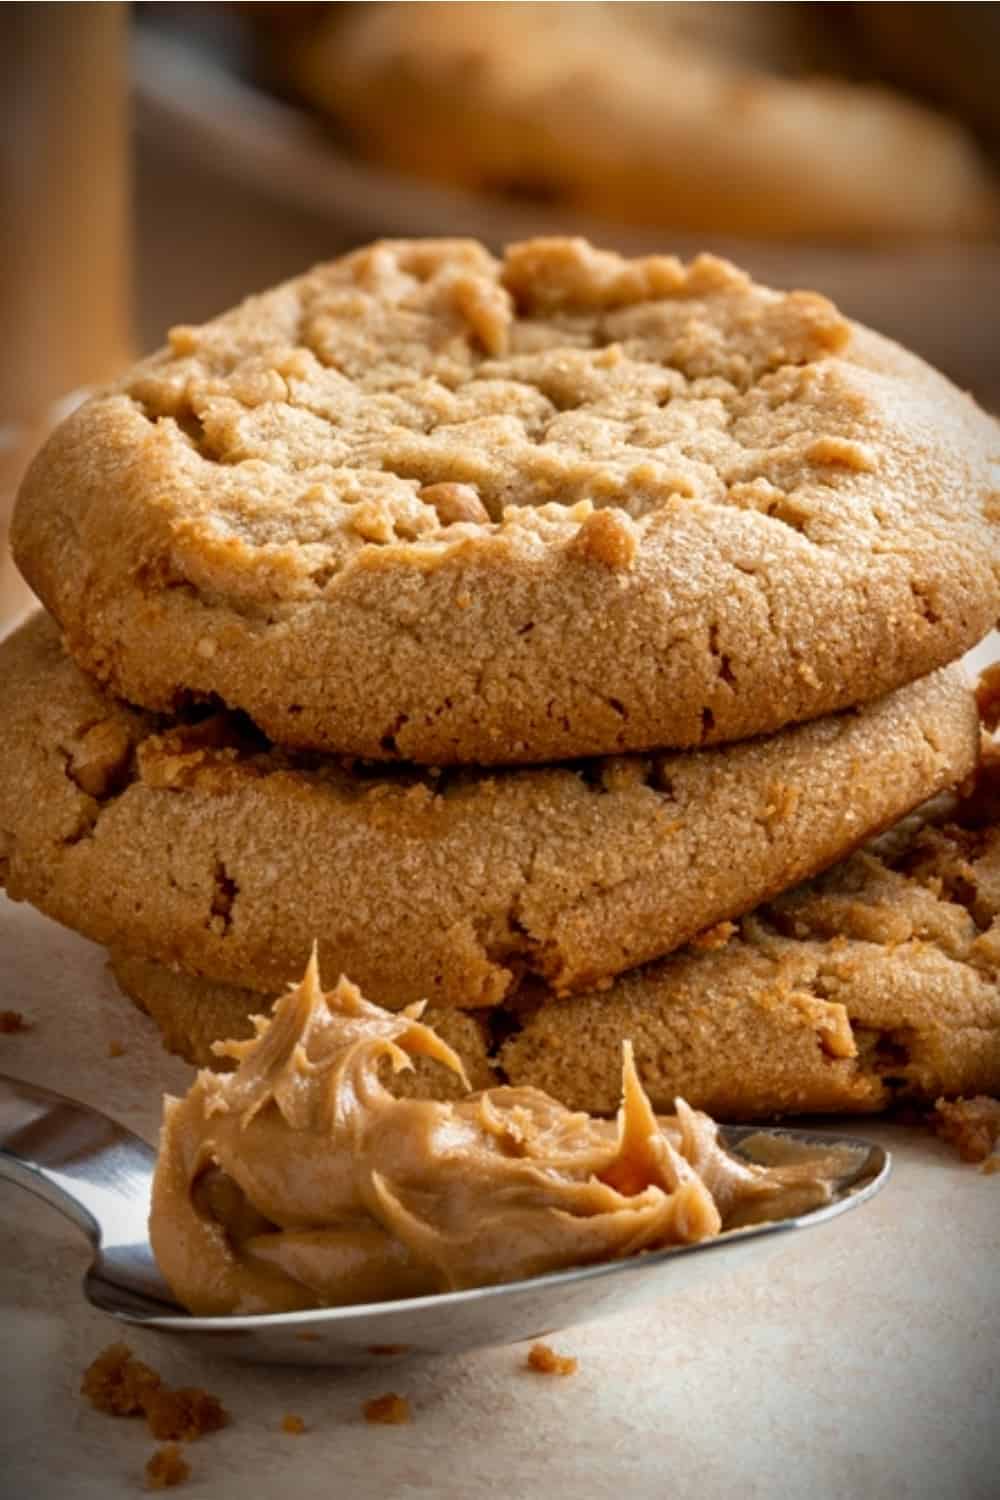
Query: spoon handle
[{"left": 0, "top": 1073, "right": 157, "bottom": 1250}]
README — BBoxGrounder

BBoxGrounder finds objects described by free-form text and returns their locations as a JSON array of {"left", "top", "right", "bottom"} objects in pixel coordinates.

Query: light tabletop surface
[{"left": 2, "top": 880, "right": 999, "bottom": 1500}]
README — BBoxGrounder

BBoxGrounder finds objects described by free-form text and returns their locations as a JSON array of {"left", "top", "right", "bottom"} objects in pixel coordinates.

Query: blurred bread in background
[{"left": 282, "top": 1, "right": 997, "bottom": 240}]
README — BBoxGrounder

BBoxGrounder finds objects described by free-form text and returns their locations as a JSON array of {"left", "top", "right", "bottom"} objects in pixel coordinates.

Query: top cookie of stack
[{"left": 12, "top": 237, "right": 999, "bottom": 766}]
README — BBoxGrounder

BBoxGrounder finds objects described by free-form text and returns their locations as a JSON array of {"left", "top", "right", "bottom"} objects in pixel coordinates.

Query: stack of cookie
[{"left": 3, "top": 237, "right": 1000, "bottom": 1118}]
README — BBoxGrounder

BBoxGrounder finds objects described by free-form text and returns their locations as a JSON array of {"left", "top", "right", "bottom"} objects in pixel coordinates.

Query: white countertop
[{"left": 2, "top": 896, "right": 998, "bottom": 1500}]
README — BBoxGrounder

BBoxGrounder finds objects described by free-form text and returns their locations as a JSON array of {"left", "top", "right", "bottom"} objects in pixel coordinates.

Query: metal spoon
[{"left": 0, "top": 1073, "right": 890, "bottom": 1367}]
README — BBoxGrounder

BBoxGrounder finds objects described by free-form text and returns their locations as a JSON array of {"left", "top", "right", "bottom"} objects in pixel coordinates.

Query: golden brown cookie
[
  {"left": 288, "top": 4, "right": 998, "bottom": 239},
  {"left": 503, "top": 791, "right": 1000, "bottom": 1116},
  {"left": 112, "top": 786, "right": 1000, "bottom": 1119},
  {"left": 0, "top": 613, "right": 978, "bottom": 1007},
  {"left": 13, "top": 238, "right": 999, "bottom": 765},
  {"left": 111, "top": 800, "right": 1000, "bottom": 1118},
  {"left": 109, "top": 952, "right": 496, "bottom": 1099}
]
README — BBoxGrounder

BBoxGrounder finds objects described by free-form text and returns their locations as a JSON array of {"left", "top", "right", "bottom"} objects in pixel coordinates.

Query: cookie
[
  {"left": 109, "top": 952, "right": 496, "bottom": 1099},
  {"left": 0, "top": 613, "right": 978, "bottom": 1008},
  {"left": 109, "top": 784, "right": 1000, "bottom": 1119},
  {"left": 13, "top": 237, "right": 999, "bottom": 765},
  {"left": 289, "top": 4, "right": 998, "bottom": 239},
  {"left": 502, "top": 788, "right": 1000, "bottom": 1116}
]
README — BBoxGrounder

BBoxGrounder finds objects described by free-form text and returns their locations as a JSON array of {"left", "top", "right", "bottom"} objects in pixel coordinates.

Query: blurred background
[{"left": 3, "top": 0, "right": 1000, "bottom": 615}]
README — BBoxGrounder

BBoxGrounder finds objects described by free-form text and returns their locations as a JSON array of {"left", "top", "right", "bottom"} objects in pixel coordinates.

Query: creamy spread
[{"left": 150, "top": 956, "right": 842, "bottom": 1316}]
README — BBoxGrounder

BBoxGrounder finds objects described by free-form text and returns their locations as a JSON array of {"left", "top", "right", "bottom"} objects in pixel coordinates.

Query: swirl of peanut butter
[{"left": 150, "top": 955, "right": 837, "bottom": 1315}]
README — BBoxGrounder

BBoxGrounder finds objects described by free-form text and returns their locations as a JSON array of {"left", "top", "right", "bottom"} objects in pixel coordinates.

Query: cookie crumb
[
  {"left": 281, "top": 1413, "right": 306, "bottom": 1435},
  {"left": 81, "top": 1343, "right": 161, "bottom": 1416},
  {"left": 362, "top": 1392, "right": 411, "bottom": 1424},
  {"left": 108, "top": 1039, "right": 126, "bottom": 1058},
  {"left": 804, "top": 436, "right": 876, "bottom": 472},
  {"left": 690, "top": 920, "right": 736, "bottom": 952},
  {"left": 0, "top": 1009, "right": 30, "bottom": 1033},
  {"left": 81, "top": 1344, "right": 228, "bottom": 1439},
  {"left": 145, "top": 1444, "right": 190, "bottom": 1490},
  {"left": 68, "top": 718, "right": 134, "bottom": 799},
  {"left": 144, "top": 1386, "right": 229, "bottom": 1442},
  {"left": 976, "top": 664, "right": 1000, "bottom": 733},
  {"left": 933, "top": 1096, "right": 1000, "bottom": 1164},
  {"left": 527, "top": 1342, "right": 578, "bottom": 1376},
  {"left": 167, "top": 324, "right": 199, "bottom": 357},
  {"left": 568, "top": 507, "right": 638, "bottom": 570},
  {"left": 419, "top": 481, "right": 490, "bottom": 526}
]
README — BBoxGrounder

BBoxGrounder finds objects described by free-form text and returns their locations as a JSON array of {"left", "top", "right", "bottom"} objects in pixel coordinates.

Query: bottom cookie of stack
[{"left": 110, "top": 771, "right": 1000, "bottom": 1120}]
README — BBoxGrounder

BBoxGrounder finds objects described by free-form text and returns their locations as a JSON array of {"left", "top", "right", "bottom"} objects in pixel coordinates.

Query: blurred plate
[{"left": 134, "top": 23, "right": 1000, "bottom": 393}]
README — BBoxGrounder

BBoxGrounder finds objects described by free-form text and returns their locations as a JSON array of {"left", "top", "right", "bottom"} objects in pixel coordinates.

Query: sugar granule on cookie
[
  {"left": 362, "top": 1393, "right": 411, "bottom": 1425},
  {"left": 527, "top": 1343, "right": 578, "bottom": 1377},
  {"left": 145, "top": 1445, "right": 190, "bottom": 1490},
  {"left": 933, "top": 1097, "right": 1000, "bottom": 1164},
  {"left": 0, "top": 1010, "right": 31, "bottom": 1033}
]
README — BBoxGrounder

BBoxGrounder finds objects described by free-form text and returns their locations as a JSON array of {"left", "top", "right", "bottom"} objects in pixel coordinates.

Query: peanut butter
[{"left": 150, "top": 956, "right": 841, "bottom": 1316}]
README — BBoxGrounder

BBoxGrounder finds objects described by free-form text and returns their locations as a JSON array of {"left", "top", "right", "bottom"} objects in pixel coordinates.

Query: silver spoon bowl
[{"left": 0, "top": 1073, "right": 890, "bottom": 1367}]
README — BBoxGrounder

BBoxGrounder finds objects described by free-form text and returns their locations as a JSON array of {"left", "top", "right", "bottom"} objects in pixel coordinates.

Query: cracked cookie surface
[
  {"left": 13, "top": 237, "right": 1000, "bottom": 763},
  {"left": 109, "top": 774, "right": 1000, "bottom": 1118},
  {"left": 0, "top": 613, "right": 980, "bottom": 1007},
  {"left": 500, "top": 773, "right": 1000, "bottom": 1116}
]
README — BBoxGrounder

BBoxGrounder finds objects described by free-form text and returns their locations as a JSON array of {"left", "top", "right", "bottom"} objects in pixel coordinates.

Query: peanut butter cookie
[
  {"left": 0, "top": 613, "right": 978, "bottom": 1007},
  {"left": 112, "top": 778, "right": 1000, "bottom": 1119},
  {"left": 13, "top": 238, "right": 999, "bottom": 764},
  {"left": 109, "top": 952, "right": 496, "bottom": 1100},
  {"left": 289, "top": 4, "right": 998, "bottom": 239},
  {"left": 501, "top": 780, "right": 1000, "bottom": 1116}
]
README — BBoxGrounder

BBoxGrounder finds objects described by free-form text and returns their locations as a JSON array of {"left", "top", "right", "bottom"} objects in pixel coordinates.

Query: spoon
[{"left": 0, "top": 1072, "right": 890, "bottom": 1367}]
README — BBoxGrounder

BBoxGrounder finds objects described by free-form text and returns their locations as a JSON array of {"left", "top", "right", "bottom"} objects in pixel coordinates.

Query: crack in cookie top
[
  {"left": 13, "top": 236, "right": 999, "bottom": 762},
  {"left": 121, "top": 238, "right": 857, "bottom": 592}
]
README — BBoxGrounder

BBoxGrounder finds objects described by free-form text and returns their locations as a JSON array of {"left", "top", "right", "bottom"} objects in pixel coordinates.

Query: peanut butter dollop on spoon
[{"left": 150, "top": 954, "right": 840, "bottom": 1316}]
